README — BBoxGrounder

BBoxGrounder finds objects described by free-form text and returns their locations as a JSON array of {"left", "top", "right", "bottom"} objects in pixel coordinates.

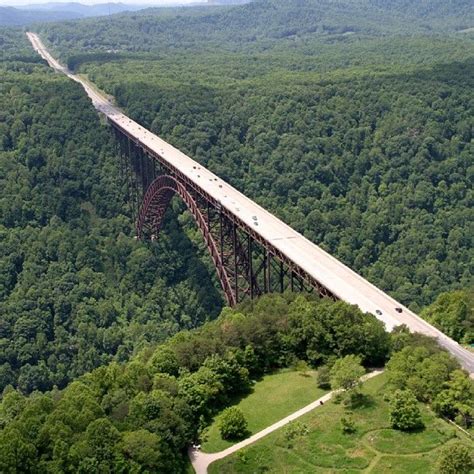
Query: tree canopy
[
  {"left": 1, "top": 0, "right": 473, "bottom": 468},
  {"left": 421, "top": 289, "right": 473, "bottom": 344},
  {"left": 218, "top": 407, "right": 248, "bottom": 440},
  {"left": 329, "top": 355, "right": 365, "bottom": 392},
  {"left": 0, "top": 28, "right": 221, "bottom": 394},
  {"left": 0, "top": 293, "right": 393, "bottom": 472}
]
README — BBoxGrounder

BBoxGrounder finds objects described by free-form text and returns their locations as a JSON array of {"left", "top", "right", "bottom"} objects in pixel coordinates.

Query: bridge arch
[{"left": 136, "top": 174, "right": 236, "bottom": 305}]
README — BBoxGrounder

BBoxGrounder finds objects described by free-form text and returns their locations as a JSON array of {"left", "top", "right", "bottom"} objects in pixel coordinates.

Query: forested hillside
[
  {"left": 421, "top": 289, "right": 474, "bottom": 344},
  {"left": 1, "top": 292, "right": 472, "bottom": 472},
  {"left": 0, "top": 28, "right": 220, "bottom": 394},
  {"left": 0, "top": 3, "right": 151, "bottom": 27},
  {"left": 1, "top": 2, "right": 473, "bottom": 471},
  {"left": 38, "top": 0, "right": 474, "bottom": 56},
  {"left": 0, "top": 293, "right": 394, "bottom": 472},
  {"left": 34, "top": 0, "right": 474, "bottom": 310}
]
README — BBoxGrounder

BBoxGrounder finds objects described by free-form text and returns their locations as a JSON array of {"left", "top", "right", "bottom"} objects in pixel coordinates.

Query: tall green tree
[
  {"left": 389, "top": 389, "right": 424, "bottom": 431},
  {"left": 329, "top": 355, "right": 365, "bottom": 392}
]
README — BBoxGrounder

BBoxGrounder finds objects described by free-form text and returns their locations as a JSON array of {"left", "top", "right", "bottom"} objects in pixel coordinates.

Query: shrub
[
  {"left": 317, "top": 365, "right": 331, "bottom": 389},
  {"left": 294, "top": 360, "right": 311, "bottom": 375},
  {"left": 437, "top": 442, "right": 473, "bottom": 474},
  {"left": 340, "top": 416, "right": 356, "bottom": 434},
  {"left": 218, "top": 407, "right": 248, "bottom": 440},
  {"left": 389, "top": 389, "right": 424, "bottom": 431},
  {"left": 330, "top": 355, "right": 365, "bottom": 392},
  {"left": 284, "top": 421, "right": 309, "bottom": 442}
]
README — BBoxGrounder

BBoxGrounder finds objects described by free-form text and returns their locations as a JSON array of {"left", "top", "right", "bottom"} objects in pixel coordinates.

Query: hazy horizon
[{"left": 1, "top": 0, "right": 199, "bottom": 6}]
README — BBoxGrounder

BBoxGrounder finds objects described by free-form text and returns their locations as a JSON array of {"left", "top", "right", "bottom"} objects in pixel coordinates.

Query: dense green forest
[
  {"left": 1, "top": 0, "right": 473, "bottom": 398},
  {"left": 1, "top": 292, "right": 472, "bottom": 472},
  {"left": 36, "top": 0, "right": 474, "bottom": 311},
  {"left": 0, "top": 28, "right": 221, "bottom": 394},
  {"left": 39, "top": 0, "right": 474, "bottom": 56},
  {"left": 421, "top": 289, "right": 474, "bottom": 344},
  {"left": 98, "top": 56, "right": 473, "bottom": 311},
  {"left": 1, "top": 1, "right": 474, "bottom": 471}
]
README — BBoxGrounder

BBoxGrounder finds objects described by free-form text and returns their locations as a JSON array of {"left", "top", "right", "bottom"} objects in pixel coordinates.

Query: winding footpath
[{"left": 189, "top": 370, "right": 383, "bottom": 474}]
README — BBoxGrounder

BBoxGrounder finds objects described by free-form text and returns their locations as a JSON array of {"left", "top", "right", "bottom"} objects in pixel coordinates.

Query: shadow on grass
[
  {"left": 397, "top": 425, "right": 427, "bottom": 435},
  {"left": 218, "top": 370, "right": 275, "bottom": 410},
  {"left": 345, "top": 393, "right": 375, "bottom": 410},
  {"left": 222, "top": 384, "right": 257, "bottom": 409},
  {"left": 224, "top": 428, "right": 252, "bottom": 443}
]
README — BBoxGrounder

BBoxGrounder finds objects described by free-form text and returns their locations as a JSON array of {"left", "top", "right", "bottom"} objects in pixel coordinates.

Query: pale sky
[{"left": 2, "top": 0, "right": 199, "bottom": 6}]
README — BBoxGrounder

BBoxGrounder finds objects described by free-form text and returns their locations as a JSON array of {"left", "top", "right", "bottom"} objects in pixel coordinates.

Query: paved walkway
[{"left": 188, "top": 370, "right": 383, "bottom": 474}]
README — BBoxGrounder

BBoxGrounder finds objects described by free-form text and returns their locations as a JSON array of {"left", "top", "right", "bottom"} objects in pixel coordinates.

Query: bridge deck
[{"left": 26, "top": 32, "right": 474, "bottom": 374}]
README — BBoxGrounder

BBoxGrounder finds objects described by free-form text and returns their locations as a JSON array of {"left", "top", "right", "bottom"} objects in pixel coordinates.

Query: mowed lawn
[
  {"left": 201, "top": 369, "right": 326, "bottom": 453},
  {"left": 209, "top": 373, "right": 474, "bottom": 473}
]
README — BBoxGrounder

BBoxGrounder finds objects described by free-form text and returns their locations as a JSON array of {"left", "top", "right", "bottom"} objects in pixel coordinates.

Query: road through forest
[{"left": 26, "top": 32, "right": 474, "bottom": 376}]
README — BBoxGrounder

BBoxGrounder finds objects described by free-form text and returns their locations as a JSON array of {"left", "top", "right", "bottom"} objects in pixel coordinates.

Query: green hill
[
  {"left": 1, "top": 2, "right": 473, "bottom": 471},
  {"left": 0, "top": 3, "right": 152, "bottom": 27},
  {"left": 36, "top": 0, "right": 474, "bottom": 55}
]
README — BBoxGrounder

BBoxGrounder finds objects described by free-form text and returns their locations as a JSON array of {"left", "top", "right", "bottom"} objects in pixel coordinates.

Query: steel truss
[{"left": 113, "top": 126, "right": 336, "bottom": 306}]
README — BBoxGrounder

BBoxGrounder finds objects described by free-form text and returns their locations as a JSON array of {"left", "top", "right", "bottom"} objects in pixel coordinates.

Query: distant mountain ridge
[
  {"left": 206, "top": 0, "right": 251, "bottom": 4},
  {"left": 212, "top": 0, "right": 474, "bottom": 36},
  {"left": 38, "top": 0, "right": 472, "bottom": 53},
  {"left": 16, "top": 2, "right": 151, "bottom": 16},
  {"left": 7, "top": 0, "right": 471, "bottom": 30},
  {"left": 0, "top": 2, "right": 152, "bottom": 26},
  {"left": 0, "top": 5, "right": 78, "bottom": 24}
]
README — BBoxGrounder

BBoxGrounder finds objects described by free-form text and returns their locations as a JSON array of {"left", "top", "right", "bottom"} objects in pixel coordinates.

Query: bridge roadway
[{"left": 27, "top": 32, "right": 474, "bottom": 374}]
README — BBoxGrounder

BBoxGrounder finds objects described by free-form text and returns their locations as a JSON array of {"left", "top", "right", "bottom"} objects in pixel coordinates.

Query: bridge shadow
[{"left": 157, "top": 198, "right": 224, "bottom": 322}]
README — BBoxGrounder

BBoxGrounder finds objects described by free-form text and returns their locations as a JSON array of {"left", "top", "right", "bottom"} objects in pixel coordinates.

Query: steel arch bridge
[
  {"left": 115, "top": 129, "right": 335, "bottom": 306},
  {"left": 27, "top": 29, "right": 474, "bottom": 373}
]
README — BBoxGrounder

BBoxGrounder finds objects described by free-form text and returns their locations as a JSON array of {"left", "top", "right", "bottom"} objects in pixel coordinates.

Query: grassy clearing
[
  {"left": 365, "top": 420, "right": 451, "bottom": 454},
  {"left": 209, "top": 373, "right": 473, "bottom": 473},
  {"left": 201, "top": 369, "right": 326, "bottom": 453},
  {"left": 371, "top": 454, "right": 434, "bottom": 473}
]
